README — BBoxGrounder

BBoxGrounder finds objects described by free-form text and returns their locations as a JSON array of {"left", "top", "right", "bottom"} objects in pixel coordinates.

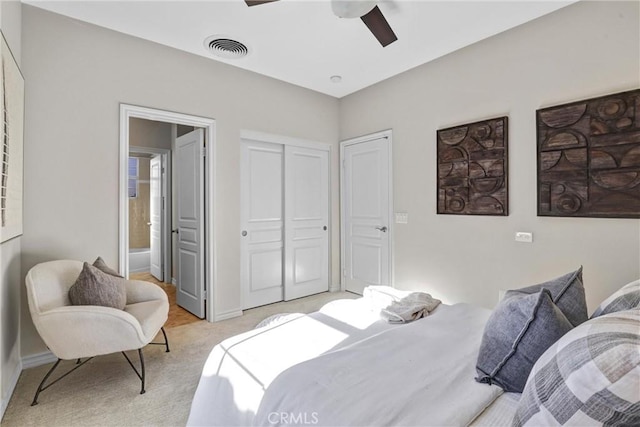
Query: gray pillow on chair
[
  {"left": 505, "top": 266, "right": 587, "bottom": 327},
  {"left": 68, "top": 262, "right": 127, "bottom": 310},
  {"left": 475, "top": 289, "right": 574, "bottom": 393},
  {"left": 92, "top": 256, "right": 123, "bottom": 278}
]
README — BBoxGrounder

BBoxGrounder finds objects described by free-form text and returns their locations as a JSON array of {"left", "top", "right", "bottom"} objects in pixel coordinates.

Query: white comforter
[{"left": 187, "top": 300, "right": 502, "bottom": 426}]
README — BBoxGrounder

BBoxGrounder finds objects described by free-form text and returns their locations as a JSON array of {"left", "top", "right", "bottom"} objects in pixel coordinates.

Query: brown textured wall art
[
  {"left": 537, "top": 89, "right": 640, "bottom": 218},
  {"left": 437, "top": 117, "right": 508, "bottom": 215}
]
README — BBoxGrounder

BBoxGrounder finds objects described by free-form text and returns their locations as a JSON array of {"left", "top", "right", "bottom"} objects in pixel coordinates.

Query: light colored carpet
[{"left": 2, "top": 291, "right": 357, "bottom": 427}]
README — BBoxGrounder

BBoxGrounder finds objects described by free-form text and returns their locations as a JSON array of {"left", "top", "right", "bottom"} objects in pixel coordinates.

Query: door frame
[
  {"left": 119, "top": 104, "right": 217, "bottom": 321},
  {"left": 339, "top": 129, "right": 394, "bottom": 291},
  {"left": 129, "top": 145, "right": 171, "bottom": 282},
  {"left": 239, "top": 130, "right": 332, "bottom": 308}
]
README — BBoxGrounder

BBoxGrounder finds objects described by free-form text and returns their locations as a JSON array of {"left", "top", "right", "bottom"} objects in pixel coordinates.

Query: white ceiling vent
[{"left": 204, "top": 35, "right": 249, "bottom": 59}]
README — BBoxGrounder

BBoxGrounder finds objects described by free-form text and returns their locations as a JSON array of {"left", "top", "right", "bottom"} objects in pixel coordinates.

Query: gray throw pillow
[
  {"left": 475, "top": 289, "right": 573, "bottom": 393},
  {"left": 68, "top": 262, "right": 127, "bottom": 310},
  {"left": 505, "top": 267, "right": 587, "bottom": 327},
  {"left": 514, "top": 309, "right": 640, "bottom": 426},
  {"left": 591, "top": 279, "right": 640, "bottom": 318},
  {"left": 92, "top": 256, "right": 123, "bottom": 278}
]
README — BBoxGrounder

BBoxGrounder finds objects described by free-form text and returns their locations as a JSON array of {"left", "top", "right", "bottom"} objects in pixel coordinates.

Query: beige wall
[
  {"left": 128, "top": 157, "right": 151, "bottom": 249},
  {"left": 130, "top": 117, "right": 172, "bottom": 150},
  {"left": 20, "top": 5, "right": 340, "bottom": 357},
  {"left": 339, "top": 1, "right": 640, "bottom": 312},
  {"left": 0, "top": 0, "right": 22, "bottom": 418}
]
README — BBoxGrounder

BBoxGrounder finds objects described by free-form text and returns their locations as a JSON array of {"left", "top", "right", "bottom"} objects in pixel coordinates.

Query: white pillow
[
  {"left": 591, "top": 279, "right": 640, "bottom": 318},
  {"left": 513, "top": 309, "right": 640, "bottom": 426}
]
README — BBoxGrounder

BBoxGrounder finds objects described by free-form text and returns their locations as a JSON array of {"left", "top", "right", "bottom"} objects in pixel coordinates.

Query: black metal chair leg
[
  {"left": 161, "top": 327, "right": 170, "bottom": 352},
  {"left": 31, "top": 359, "right": 61, "bottom": 406},
  {"left": 121, "top": 349, "right": 146, "bottom": 394},
  {"left": 138, "top": 348, "right": 146, "bottom": 394}
]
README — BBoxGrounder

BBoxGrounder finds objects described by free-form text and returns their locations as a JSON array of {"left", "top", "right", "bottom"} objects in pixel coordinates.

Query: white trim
[
  {"left": 1, "top": 355, "right": 21, "bottom": 420},
  {"left": 120, "top": 104, "right": 217, "bottom": 322},
  {"left": 214, "top": 308, "right": 243, "bottom": 322},
  {"left": 241, "top": 130, "right": 331, "bottom": 151},
  {"left": 21, "top": 350, "right": 57, "bottom": 369},
  {"left": 339, "top": 129, "right": 394, "bottom": 291}
]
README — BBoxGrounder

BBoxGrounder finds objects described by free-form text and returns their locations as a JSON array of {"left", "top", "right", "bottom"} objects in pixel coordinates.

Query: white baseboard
[
  {"left": 22, "top": 351, "right": 57, "bottom": 369},
  {"left": 1, "top": 358, "right": 21, "bottom": 420},
  {"left": 214, "top": 308, "right": 243, "bottom": 322}
]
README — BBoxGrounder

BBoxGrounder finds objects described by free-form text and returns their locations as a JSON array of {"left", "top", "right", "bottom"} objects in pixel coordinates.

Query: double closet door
[{"left": 241, "top": 139, "right": 330, "bottom": 310}]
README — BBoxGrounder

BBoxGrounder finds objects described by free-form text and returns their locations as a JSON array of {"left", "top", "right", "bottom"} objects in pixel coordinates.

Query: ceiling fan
[{"left": 244, "top": 0, "right": 398, "bottom": 47}]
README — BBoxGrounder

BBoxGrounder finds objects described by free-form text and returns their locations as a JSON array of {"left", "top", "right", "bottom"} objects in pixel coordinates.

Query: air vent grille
[{"left": 205, "top": 36, "right": 249, "bottom": 59}]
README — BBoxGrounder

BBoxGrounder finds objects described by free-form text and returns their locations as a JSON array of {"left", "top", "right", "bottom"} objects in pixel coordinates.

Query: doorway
[
  {"left": 119, "top": 104, "right": 216, "bottom": 321},
  {"left": 127, "top": 146, "right": 170, "bottom": 281},
  {"left": 340, "top": 130, "right": 394, "bottom": 294}
]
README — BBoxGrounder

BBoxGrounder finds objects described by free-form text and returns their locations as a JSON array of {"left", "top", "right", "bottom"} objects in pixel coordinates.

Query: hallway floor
[{"left": 129, "top": 272, "right": 202, "bottom": 328}]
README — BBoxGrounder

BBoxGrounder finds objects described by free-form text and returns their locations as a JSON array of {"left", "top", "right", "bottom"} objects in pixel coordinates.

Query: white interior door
[
  {"left": 241, "top": 140, "right": 284, "bottom": 309},
  {"left": 149, "top": 155, "right": 163, "bottom": 281},
  {"left": 284, "top": 145, "right": 329, "bottom": 300},
  {"left": 176, "top": 129, "right": 205, "bottom": 318},
  {"left": 342, "top": 135, "right": 392, "bottom": 294}
]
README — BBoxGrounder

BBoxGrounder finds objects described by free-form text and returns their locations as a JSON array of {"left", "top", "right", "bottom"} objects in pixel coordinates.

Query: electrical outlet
[
  {"left": 395, "top": 212, "right": 408, "bottom": 224},
  {"left": 515, "top": 232, "right": 533, "bottom": 243}
]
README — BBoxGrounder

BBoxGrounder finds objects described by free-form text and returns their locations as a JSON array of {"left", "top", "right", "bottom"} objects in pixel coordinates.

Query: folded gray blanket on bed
[{"left": 364, "top": 285, "right": 441, "bottom": 323}]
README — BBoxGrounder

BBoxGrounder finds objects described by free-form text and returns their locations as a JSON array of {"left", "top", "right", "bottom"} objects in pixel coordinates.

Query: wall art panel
[
  {"left": 437, "top": 117, "right": 508, "bottom": 216},
  {"left": 537, "top": 89, "right": 640, "bottom": 218},
  {"left": 0, "top": 32, "right": 24, "bottom": 242}
]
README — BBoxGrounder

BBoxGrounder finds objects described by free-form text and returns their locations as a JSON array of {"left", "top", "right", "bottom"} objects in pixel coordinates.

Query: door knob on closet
[
  {"left": 242, "top": 230, "right": 248, "bottom": 237},
  {"left": 375, "top": 226, "right": 388, "bottom": 232},
  {"left": 323, "top": 226, "right": 327, "bottom": 231}
]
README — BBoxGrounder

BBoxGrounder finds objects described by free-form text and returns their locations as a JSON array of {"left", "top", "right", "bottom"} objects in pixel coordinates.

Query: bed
[{"left": 187, "top": 275, "right": 640, "bottom": 427}]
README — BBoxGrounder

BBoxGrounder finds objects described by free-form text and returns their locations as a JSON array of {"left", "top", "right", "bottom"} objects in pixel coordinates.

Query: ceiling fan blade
[
  {"left": 245, "top": 0, "right": 279, "bottom": 6},
  {"left": 360, "top": 5, "right": 397, "bottom": 47}
]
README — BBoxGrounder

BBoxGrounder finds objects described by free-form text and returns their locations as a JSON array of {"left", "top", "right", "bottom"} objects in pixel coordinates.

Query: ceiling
[{"left": 25, "top": 0, "right": 576, "bottom": 98}]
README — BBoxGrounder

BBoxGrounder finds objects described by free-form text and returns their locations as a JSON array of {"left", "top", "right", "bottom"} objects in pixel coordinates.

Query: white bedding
[
  {"left": 187, "top": 298, "right": 397, "bottom": 426},
  {"left": 254, "top": 303, "right": 502, "bottom": 426},
  {"left": 187, "top": 299, "right": 503, "bottom": 426},
  {"left": 470, "top": 392, "right": 521, "bottom": 426}
]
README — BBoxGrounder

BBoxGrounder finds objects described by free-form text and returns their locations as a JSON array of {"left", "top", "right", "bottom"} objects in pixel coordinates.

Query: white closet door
[
  {"left": 241, "top": 140, "right": 284, "bottom": 309},
  {"left": 284, "top": 145, "right": 329, "bottom": 301}
]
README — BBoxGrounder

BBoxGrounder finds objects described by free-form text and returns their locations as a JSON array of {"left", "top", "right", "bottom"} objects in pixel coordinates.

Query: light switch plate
[
  {"left": 395, "top": 212, "right": 408, "bottom": 224},
  {"left": 515, "top": 232, "right": 533, "bottom": 243}
]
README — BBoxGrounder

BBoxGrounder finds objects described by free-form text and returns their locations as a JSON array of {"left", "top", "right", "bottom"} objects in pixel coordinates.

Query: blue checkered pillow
[
  {"left": 513, "top": 309, "right": 640, "bottom": 426},
  {"left": 591, "top": 279, "right": 640, "bottom": 318}
]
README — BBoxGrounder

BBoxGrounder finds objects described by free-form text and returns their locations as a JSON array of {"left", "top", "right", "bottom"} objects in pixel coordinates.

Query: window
[{"left": 128, "top": 157, "right": 139, "bottom": 198}]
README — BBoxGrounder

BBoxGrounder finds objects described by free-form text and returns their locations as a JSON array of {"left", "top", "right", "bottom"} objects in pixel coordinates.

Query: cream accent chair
[{"left": 26, "top": 260, "right": 170, "bottom": 405}]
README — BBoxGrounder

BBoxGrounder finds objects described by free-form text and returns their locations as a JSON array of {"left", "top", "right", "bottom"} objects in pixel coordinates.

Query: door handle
[
  {"left": 147, "top": 222, "right": 152, "bottom": 226},
  {"left": 375, "top": 226, "right": 388, "bottom": 232},
  {"left": 242, "top": 230, "right": 248, "bottom": 237},
  {"left": 323, "top": 226, "right": 327, "bottom": 231},
  {"left": 172, "top": 229, "right": 179, "bottom": 234}
]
